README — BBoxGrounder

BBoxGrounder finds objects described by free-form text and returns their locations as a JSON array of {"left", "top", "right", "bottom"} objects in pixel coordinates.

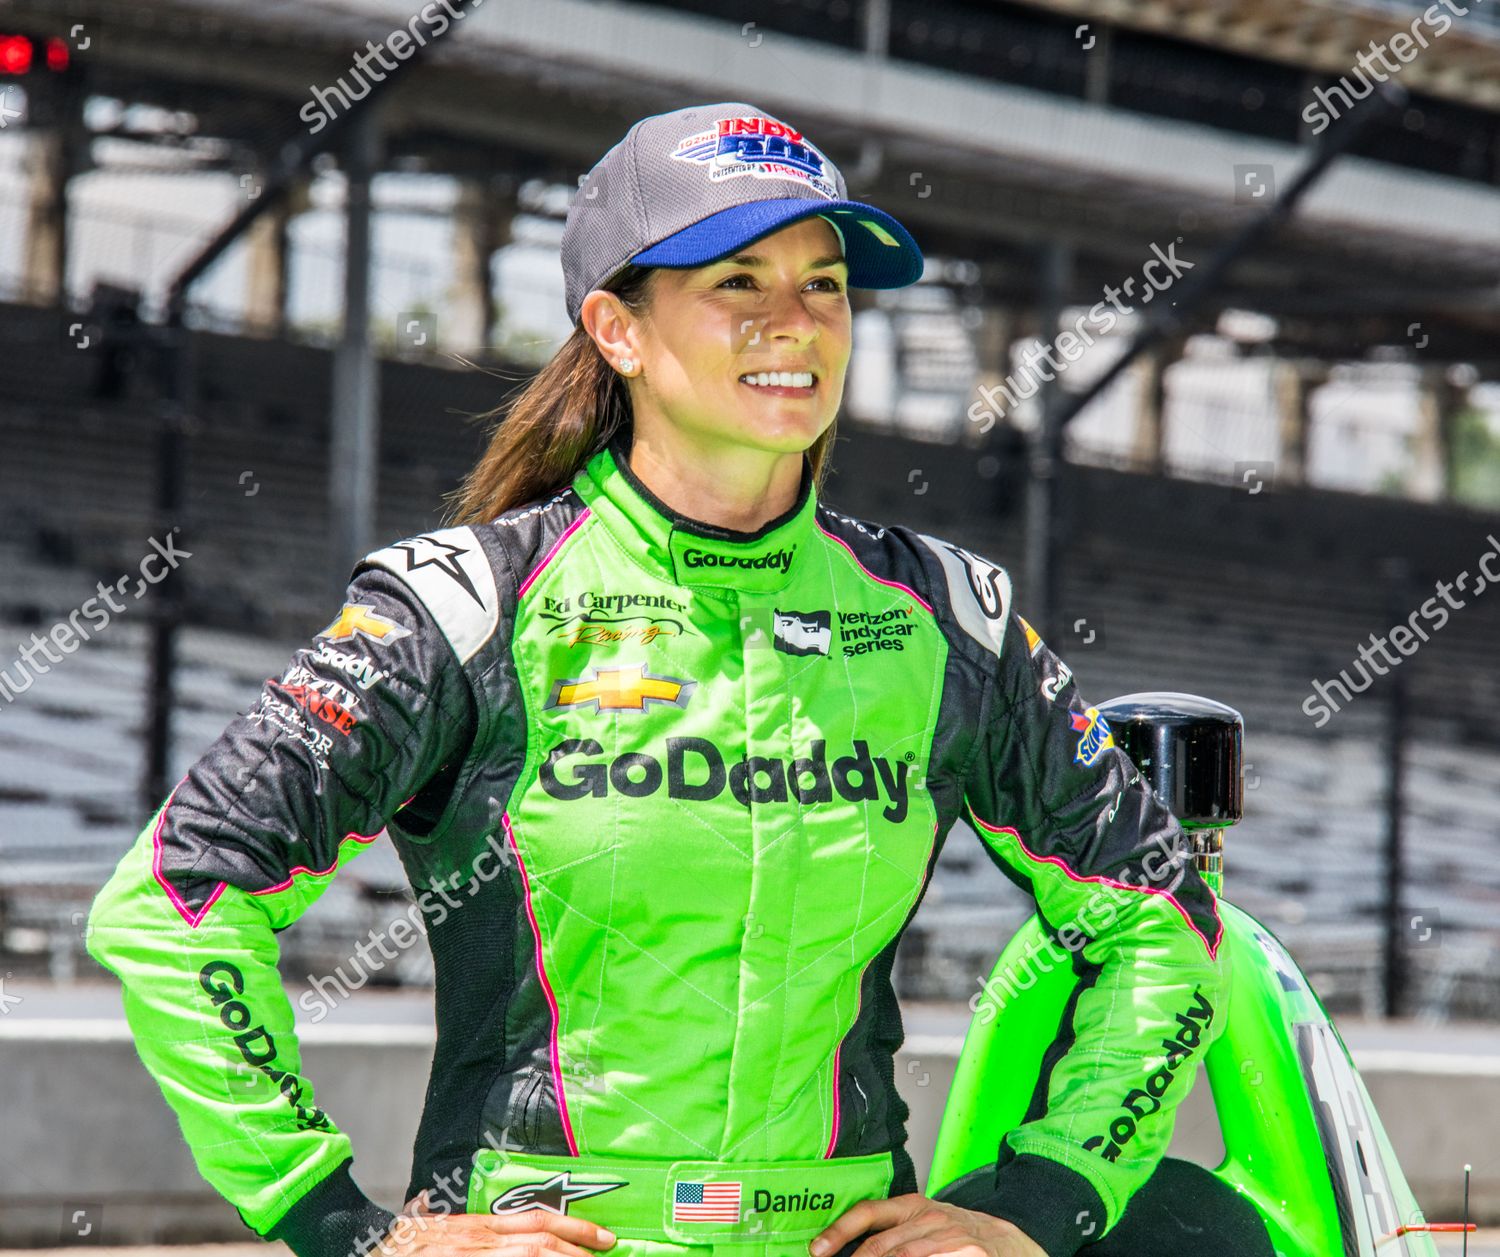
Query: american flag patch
[{"left": 672, "top": 1179, "right": 742, "bottom": 1223}]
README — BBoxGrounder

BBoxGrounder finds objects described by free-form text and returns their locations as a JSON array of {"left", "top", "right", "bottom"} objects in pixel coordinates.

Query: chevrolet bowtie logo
[
  {"left": 317, "top": 603, "right": 412, "bottom": 645},
  {"left": 545, "top": 662, "right": 696, "bottom": 713}
]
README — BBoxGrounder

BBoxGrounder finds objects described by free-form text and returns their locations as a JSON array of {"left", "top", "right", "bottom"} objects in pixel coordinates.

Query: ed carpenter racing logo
[
  {"left": 199, "top": 961, "right": 330, "bottom": 1131},
  {"left": 1082, "top": 987, "right": 1215, "bottom": 1163},
  {"left": 541, "top": 737, "right": 914, "bottom": 823},
  {"left": 491, "top": 1172, "right": 626, "bottom": 1216},
  {"left": 670, "top": 115, "right": 837, "bottom": 199}
]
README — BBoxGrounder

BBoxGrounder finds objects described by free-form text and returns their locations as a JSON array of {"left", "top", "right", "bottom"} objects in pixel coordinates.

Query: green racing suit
[{"left": 87, "top": 434, "right": 1228, "bottom": 1257}]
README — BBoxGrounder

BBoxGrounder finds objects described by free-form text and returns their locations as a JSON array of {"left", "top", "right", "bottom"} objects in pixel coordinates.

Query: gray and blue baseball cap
[{"left": 561, "top": 101, "right": 925, "bottom": 324}]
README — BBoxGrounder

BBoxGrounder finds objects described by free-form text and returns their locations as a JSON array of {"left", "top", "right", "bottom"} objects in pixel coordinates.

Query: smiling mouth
[{"left": 738, "top": 370, "right": 817, "bottom": 390}]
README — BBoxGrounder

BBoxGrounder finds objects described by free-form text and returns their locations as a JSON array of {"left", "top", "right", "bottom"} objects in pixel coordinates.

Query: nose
[{"left": 756, "top": 281, "right": 820, "bottom": 345}]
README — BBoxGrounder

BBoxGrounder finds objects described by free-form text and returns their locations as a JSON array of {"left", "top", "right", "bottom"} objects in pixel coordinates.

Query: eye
[
  {"left": 717, "top": 273, "right": 757, "bottom": 290},
  {"left": 808, "top": 275, "right": 846, "bottom": 293}
]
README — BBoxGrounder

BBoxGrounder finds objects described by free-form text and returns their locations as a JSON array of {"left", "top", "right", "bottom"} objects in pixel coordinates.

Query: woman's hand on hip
[
  {"left": 377, "top": 1188, "right": 619, "bottom": 1254},
  {"left": 809, "top": 1193, "right": 1049, "bottom": 1257}
]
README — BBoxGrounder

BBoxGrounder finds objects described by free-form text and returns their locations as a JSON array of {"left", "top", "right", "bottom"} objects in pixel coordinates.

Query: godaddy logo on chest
[
  {"left": 1081, "top": 986, "right": 1215, "bottom": 1162},
  {"left": 539, "top": 736, "right": 912, "bottom": 822}
]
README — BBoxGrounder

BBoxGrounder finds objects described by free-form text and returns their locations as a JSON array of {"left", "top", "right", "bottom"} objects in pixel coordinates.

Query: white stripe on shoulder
[
  {"left": 916, "top": 534, "right": 1012, "bottom": 658},
  {"left": 361, "top": 526, "right": 499, "bottom": 665}
]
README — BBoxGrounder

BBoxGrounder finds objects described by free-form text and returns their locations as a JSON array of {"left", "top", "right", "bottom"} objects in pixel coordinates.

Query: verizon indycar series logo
[
  {"left": 670, "top": 115, "right": 837, "bottom": 199},
  {"left": 772, "top": 608, "right": 915, "bottom": 658},
  {"left": 773, "top": 609, "right": 831, "bottom": 656},
  {"left": 838, "top": 608, "right": 914, "bottom": 657}
]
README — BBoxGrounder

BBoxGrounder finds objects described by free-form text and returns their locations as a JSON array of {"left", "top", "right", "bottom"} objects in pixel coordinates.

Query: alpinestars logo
[
  {"left": 1082, "top": 987, "right": 1215, "bottom": 1163},
  {"left": 392, "top": 533, "right": 486, "bottom": 608},
  {"left": 773, "top": 609, "right": 830, "bottom": 656},
  {"left": 491, "top": 1172, "right": 626, "bottom": 1216}
]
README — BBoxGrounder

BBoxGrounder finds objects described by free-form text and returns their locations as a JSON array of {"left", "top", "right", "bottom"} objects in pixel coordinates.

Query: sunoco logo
[
  {"left": 1081, "top": 986, "right": 1214, "bottom": 1162},
  {"left": 540, "top": 736, "right": 912, "bottom": 823},
  {"left": 682, "top": 547, "right": 793, "bottom": 573}
]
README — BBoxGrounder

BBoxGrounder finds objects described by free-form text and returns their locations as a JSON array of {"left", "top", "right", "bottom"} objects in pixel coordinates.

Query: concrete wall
[{"left": 1, "top": 1019, "right": 1494, "bottom": 1247}]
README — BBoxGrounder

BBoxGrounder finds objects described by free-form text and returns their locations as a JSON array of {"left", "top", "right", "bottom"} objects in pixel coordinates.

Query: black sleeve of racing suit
[{"left": 85, "top": 565, "right": 477, "bottom": 1257}]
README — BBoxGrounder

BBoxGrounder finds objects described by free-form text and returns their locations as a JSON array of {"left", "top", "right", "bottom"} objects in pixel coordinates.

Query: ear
[{"left": 580, "top": 289, "right": 639, "bottom": 370}]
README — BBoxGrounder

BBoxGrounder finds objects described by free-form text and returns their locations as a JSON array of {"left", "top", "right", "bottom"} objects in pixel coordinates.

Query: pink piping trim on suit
[
  {"left": 968, "top": 812, "right": 1223, "bottom": 960},
  {"left": 518, "top": 509, "right": 592, "bottom": 600},
  {"left": 504, "top": 810, "right": 580, "bottom": 1156},
  {"left": 825, "top": 818, "right": 940, "bottom": 1158},
  {"left": 815, "top": 522, "right": 934, "bottom": 614},
  {"left": 151, "top": 783, "right": 228, "bottom": 928},
  {"left": 152, "top": 780, "right": 397, "bottom": 927},
  {"left": 824, "top": 1019, "right": 852, "bottom": 1158},
  {"left": 245, "top": 829, "right": 383, "bottom": 897}
]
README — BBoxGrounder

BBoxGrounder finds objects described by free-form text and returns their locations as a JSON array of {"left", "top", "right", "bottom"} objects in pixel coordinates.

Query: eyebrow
[{"left": 716, "top": 252, "right": 848, "bottom": 270}]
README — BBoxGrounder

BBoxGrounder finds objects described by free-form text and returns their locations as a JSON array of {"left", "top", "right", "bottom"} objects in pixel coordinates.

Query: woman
[{"left": 87, "top": 103, "right": 1274, "bottom": 1257}]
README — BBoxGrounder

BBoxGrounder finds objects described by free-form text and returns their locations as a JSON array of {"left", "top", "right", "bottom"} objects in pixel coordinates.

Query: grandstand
[
  {"left": 0, "top": 0, "right": 1497, "bottom": 1023},
  {"left": 3, "top": 298, "right": 1498, "bottom": 1019}
]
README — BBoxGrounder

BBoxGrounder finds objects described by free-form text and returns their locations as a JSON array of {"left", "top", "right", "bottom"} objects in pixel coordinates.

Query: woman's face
[{"left": 597, "top": 215, "right": 852, "bottom": 459}]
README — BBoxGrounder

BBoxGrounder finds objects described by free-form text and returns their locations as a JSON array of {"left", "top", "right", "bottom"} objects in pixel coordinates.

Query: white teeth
[{"left": 740, "top": 371, "right": 815, "bottom": 388}]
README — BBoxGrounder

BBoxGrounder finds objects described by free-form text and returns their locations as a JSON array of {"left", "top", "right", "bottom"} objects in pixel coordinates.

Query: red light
[
  {"left": 45, "top": 37, "right": 68, "bottom": 72},
  {"left": 0, "top": 34, "right": 32, "bottom": 75}
]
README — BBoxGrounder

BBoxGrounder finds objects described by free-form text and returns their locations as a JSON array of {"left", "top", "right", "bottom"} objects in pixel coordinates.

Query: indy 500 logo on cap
[{"left": 670, "top": 116, "right": 838, "bottom": 199}]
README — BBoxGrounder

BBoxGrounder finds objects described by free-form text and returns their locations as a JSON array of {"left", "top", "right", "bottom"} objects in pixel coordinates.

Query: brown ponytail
[{"left": 444, "top": 265, "right": 840, "bottom": 526}]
